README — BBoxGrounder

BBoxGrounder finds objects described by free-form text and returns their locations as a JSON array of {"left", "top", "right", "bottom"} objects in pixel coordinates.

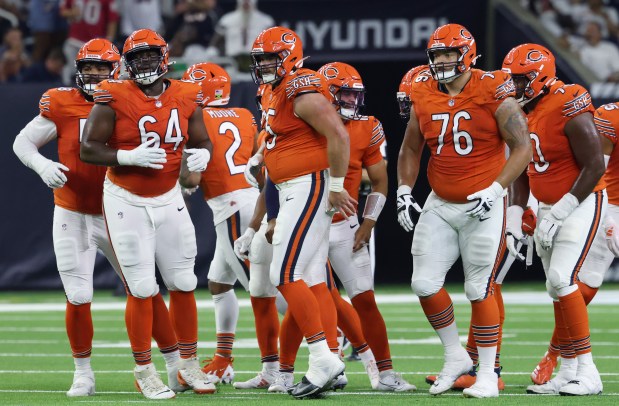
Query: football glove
[
  {"left": 39, "top": 160, "right": 69, "bottom": 189},
  {"left": 535, "top": 193, "right": 579, "bottom": 250},
  {"left": 185, "top": 148, "right": 210, "bottom": 172},
  {"left": 604, "top": 216, "right": 619, "bottom": 257},
  {"left": 234, "top": 227, "right": 256, "bottom": 260},
  {"left": 466, "top": 181, "right": 504, "bottom": 219},
  {"left": 396, "top": 185, "right": 422, "bottom": 232},
  {"left": 117, "top": 138, "right": 167, "bottom": 169},
  {"left": 244, "top": 153, "right": 264, "bottom": 189},
  {"left": 505, "top": 205, "right": 526, "bottom": 261}
]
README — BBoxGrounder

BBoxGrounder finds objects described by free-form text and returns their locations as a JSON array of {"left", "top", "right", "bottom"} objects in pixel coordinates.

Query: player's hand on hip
[
  {"left": 328, "top": 189, "right": 357, "bottom": 219},
  {"left": 604, "top": 216, "right": 619, "bottom": 257},
  {"left": 396, "top": 185, "right": 422, "bottom": 232},
  {"left": 505, "top": 205, "right": 526, "bottom": 261},
  {"left": 244, "top": 153, "right": 264, "bottom": 188},
  {"left": 234, "top": 227, "right": 256, "bottom": 260},
  {"left": 466, "top": 181, "right": 504, "bottom": 219},
  {"left": 535, "top": 193, "right": 578, "bottom": 250},
  {"left": 185, "top": 148, "right": 211, "bottom": 172},
  {"left": 39, "top": 160, "right": 69, "bottom": 189},
  {"left": 353, "top": 220, "right": 374, "bottom": 252},
  {"left": 117, "top": 137, "right": 167, "bottom": 169}
]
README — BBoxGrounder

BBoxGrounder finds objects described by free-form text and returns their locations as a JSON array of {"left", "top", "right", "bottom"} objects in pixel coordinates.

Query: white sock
[
  {"left": 308, "top": 340, "right": 331, "bottom": 357},
  {"left": 74, "top": 357, "right": 92, "bottom": 372},
  {"left": 213, "top": 289, "right": 239, "bottom": 334},
  {"left": 577, "top": 352, "right": 594, "bottom": 367},
  {"left": 557, "top": 285, "right": 578, "bottom": 297},
  {"left": 263, "top": 361, "right": 279, "bottom": 372},
  {"left": 162, "top": 349, "right": 180, "bottom": 370},
  {"left": 135, "top": 363, "right": 153, "bottom": 372},
  {"left": 558, "top": 357, "right": 578, "bottom": 376},
  {"left": 477, "top": 346, "right": 497, "bottom": 376},
  {"left": 358, "top": 348, "right": 376, "bottom": 364},
  {"left": 436, "top": 323, "right": 462, "bottom": 357}
]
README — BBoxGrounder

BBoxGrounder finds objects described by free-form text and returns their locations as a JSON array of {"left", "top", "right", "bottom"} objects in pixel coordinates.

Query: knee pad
[
  {"left": 130, "top": 277, "right": 159, "bottom": 299},
  {"left": 180, "top": 224, "right": 197, "bottom": 259},
  {"left": 249, "top": 233, "right": 271, "bottom": 265},
  {"left": 114, "top": 232, "right": 141, "bottom": 267},
  {"left": 547, "top": 268, "right": 567, "bottom": 291},
  {"left": 54, "top": 238, "right": 79, "bottom": 272},
  {"left": 66, "top": 288, "right": 93, "bottom": 305},
  {"left": 467, "top": 235, "right": 494, "bottom": 267},
  {"left": 411, "top": 278, "right": 441, "bottom": 298},
  {"left": 249, "top": 264, "right": 277, "bottom": 297},
  {"left": 411, "top": 223, "right": 431, "bottom": 256},
  {"left": 173, "top": 270, "right": 198, "bottom": 292},
  {"left": 545, "top": 279, "right": 558, "bottom": 300},
  {"left": 464, "top": 281, "right": 485, "bottom": 302}
]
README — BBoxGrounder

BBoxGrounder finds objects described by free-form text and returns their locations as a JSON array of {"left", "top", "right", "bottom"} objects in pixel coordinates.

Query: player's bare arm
[
  {"left": 80, "top": 103, "right": 120, "bottom": 165},
  {"left": 354, "top": 160, "right": 388, "bottom": 252},
  {"left": 397, "top": 110, "right": 425, "bottom": 188},
  {"left": 186, "top": 106, "right": 213, "bottom": 151},
  {"left": 294, "top": 91, "right": 356, "bottom": 217},
  {"left": 601, "top": 134, "right": 614, "bottom": 156},
  {"left": 508, "top": 172, "right": 531, "bottom": 209},
  {"left": 179, "top": 154, "right": 201, "bottom": 188},
  {"left": 494, "top": 97, "right": 533, "bottom": 188},
  {"left": 565, "top": 113, "right": 606, "bottom": 202}
]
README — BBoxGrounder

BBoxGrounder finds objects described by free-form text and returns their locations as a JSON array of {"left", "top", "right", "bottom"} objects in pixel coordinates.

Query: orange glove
[{"left": 521, "top": 207, "right": 536, "bottom": 236}]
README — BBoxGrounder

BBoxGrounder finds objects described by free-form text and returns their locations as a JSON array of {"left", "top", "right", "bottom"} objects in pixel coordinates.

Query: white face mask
[
  {"left": 434, "top": 67, "right": 460, "bottom": 83},
  {"left": 82, "top": 83, "right": 97, "bottom": 95},
  {"left": 260, "top": 71, "right": 277, "bottom": 84},
  {"left": 135, "top": 71, "right": 162, "bottom": 85}
]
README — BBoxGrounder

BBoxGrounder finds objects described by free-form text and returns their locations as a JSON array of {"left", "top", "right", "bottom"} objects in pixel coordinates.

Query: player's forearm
[
  {"left": 327, "top": 132, "right": 350, "bottom": 178},
  {"left": 509, "top": 172, "right": 530, "bottom": 208},
  {"left": 179, "top": 156, "right": 201, "bottom": 188},
  {"left": 569, "top": 164, "right": 605, "bottom": 202},
  {"left": 13, "top": 135, "right": 50, "bottom": 174},
  {"left": 80, "top": 141, "right": 121, "bottom": 166},
  {"left": 495, "top": 144, "right": 531, "bottom": 188},
  {"left": 13, "top": 115, "right": 58, "bottom": 174},
  {"left": 249, "top": 188, "right": 268, "bottom": 230},
  {"left": 397, "top": 148, "right": 421, "bottom": 188}
]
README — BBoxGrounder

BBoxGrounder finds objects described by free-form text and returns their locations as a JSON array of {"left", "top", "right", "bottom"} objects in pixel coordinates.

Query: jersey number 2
[{"left": 219, "top": 121, "right": 245, "bottom": 175}]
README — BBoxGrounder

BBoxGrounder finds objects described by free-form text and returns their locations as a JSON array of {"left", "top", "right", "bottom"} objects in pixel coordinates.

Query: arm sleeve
[
  {"left": 265, "top": 175, "right": 280, "bottom": 221},
  {"left": 13, "top": 115, "right": 58, "bottom": 175}
]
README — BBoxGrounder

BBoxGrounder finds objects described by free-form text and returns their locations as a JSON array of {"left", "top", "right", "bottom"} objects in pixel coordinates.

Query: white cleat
[
  {"left": 66, "top": 370, "right": 95, "bottom": 397},
  {"left": 166, "top": 362, "right": 190, "bottom": 393},
  {"left": 177, "top": 357, "right": 217, "bottom": 394},
  {"left": 463, "top": 371, "right": 499, "bottom": 398},
  {"left": 134, "top": 363, "right": 175, "bottom": 400},
  {"left": 376, "top": 370, "right": 416, "bottom": 392},
  {"left": 268, "top": 371, "right": 294, "bottom": 393},
  {"left": 233, "top": 369, "right": 278, "bottom": 389},
  {"left": 527, "top": 359, "right": 577, "bottom": 395},
  {"left": 305, "top": 352, "right": 346, "bottom": 389},
  {"left": 362, "top": 358, "right": 380, "bottom": 389},
  {"left": 429, "top": 350, "right": 473, "bottom": 395},
  {"left": 559, "top": 364, "right": 603, "bottom": 396},
  {"left": 331, "top": 372, "right": 348, "bottom": 391}
]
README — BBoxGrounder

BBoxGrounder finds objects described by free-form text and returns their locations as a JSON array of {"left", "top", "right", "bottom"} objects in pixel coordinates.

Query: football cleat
[
  {"left": 66, "top": 370, "right": 95, "bottom": 397},
  {"left": 362, "top": 357, "right": 380, "bottom": 389},
  {"left": 289, "top": 376, "right": 324, "bottom": 399},
  {"left": 559, "top": 364, "right": 603, "bottom": 396},
  {"left": 462, "top": 371, "right": 499, "bottom": 398},
  {"left": 178, "top": 357, "right": 217, "bottom": 394},
  {"left": 429, "top": 349, "right": 473, "bottom": 395},
  {"left": 291, "top": 352, "right": 345, "bottom": 399},
  {"left": 134, "top": 363, "right": 176, "bottom": 400},
  {"left": 201, "top": 355, "right": 234, "bottom": 384},
  {"left": 527, "top": 360, "right": 577, "bottom": 395},
  {"left": 452, "top": 366, "right": 505, "bottom": 391},
  {"left": 233, "top": 369, "right": 277, "bottom": 389},
  {"left": 376, "top": 370, "right": 416, "bottom": 392},
  {"left": 166, "top": 361, "right": 189, "bottom": 393},
  {"left": 531, "top": 352, "right": 558, "bottom": 385},
  {"left": 331, "top": 372, "right": 348, "bottom": 391},
  {"left": 268, "top": 371, "right": 294, "bottom": 393}
]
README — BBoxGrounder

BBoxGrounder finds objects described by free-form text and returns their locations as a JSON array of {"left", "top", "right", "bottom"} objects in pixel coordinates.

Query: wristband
[
  {"left": 329, "top": 176, "right": 345, "bottom": 192},
  {"left": 363, "top": 192, "right": 386, "bottom": 221}
]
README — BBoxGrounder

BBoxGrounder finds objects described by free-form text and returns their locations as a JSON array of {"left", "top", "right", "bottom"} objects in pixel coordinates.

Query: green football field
[{"left": 0, "top": 284, "right": 618, "bottom": 405}]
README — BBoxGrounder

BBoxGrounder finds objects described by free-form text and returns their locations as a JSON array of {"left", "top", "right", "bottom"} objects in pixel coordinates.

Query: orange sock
[
  {"left": 419, "top": 288, "right": 455, "bottom": 330},
  {"left": 277, "top": 280, "right": 325, "bottom": 344},
  {"left": 331, "top": 288, "right": 368, "bottom": 352},
  {"left": 169, "top": 290, "right": 198, "bottom": 359},
  {"left": 558, "top": 289, "right": 591, "bottom": 356},
  {"left": 66, "top": 302, "right": 93, "bottom": 358},
  {"left": 576, "top": 281, "right": 598, "bottom": 305},
  {"left": 553, "top": 301, "right": 574, "bottom": 358},
  {"left": 250, "top": 296, "right": 280, "bottom": 363},
  {"left": 152, "top": 293, "right": 178, "bottom": 353},
  {"left": 126, "top": 295, "right": 153, "bottom": 365},
  {"left": 494, "top": 283, "right": 505, "bottom": 368},
  {"left": 309, "top": 283, "right": 339, "bottom": 353},
  {"left": 465, "top": 324, "right": 478, "bottom": 365},
  {"left": 471, "top": 294, "right": 500, "bottom": 348},
  {"left": 351, "top": 290, "right": 392, "bottom": 369},
  {"left": 279, "top": 309, "right": 303, "bottom": 372}
]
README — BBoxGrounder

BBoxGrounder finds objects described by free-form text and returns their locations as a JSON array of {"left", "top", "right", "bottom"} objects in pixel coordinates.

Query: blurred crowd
[
  {"left": 524, "top": 0, "right": 619, "bottom": 82},
  {"left": 0, "top": 0, "right": 273, "bottom": 84}
]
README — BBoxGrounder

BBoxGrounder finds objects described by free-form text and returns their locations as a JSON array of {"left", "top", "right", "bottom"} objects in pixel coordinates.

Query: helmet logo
[
  {"left": 460, "top": 29, "right": 472, "bottom": 40},
  {"left": 282, "top": 32, "right": 296, "bottom": 44},
  {"left": 526, "top": 50, "right": 544, "bottom": 62},
  {"left": 188, "top": 68, "right": 207, "bottom": 81},
  {"left": 322, "top": 66, "right": 339, "bottom": 80}
]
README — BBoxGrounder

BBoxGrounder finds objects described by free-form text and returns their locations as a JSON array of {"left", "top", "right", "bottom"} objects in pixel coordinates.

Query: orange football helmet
[
  {"left": 250, "top": 26, "right": 304, "bottom": 85},
  {"left": 122, "top": 29, "right": 169, "bottom": 85},
  {"left": 396, "top": 64, "right": 428, "bottom": 120},
  {"left": 426, "top": 23, "right": 477, "bottom": 83},
  {"left": 317, "top": 62, "right": 364, "bottom": 120},
  {"left": 183, "top": 62, "right": 231, "bottom": 107},
  {"left": 75, "top": 38, "right": 120, "bottom": 95},
  {"left": 502, "top": 43, "right": 556, "bottom": 105}
]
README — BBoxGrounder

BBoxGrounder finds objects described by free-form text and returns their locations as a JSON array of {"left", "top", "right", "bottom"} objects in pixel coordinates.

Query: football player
[
  {"left": 503, "top": 43, "right": 607, "bottom": 396},
  {"left": 396, "top": 64, "right": 429, "bottom": 121},
  {"left": 397, "top": 24, "right": 531, "bottom": 398},
  {"left": 80, "top": 29, "right": 216, "bottom": 399},
  {"left": 247, "top": 26, "right": 356, "bottom": 399}
]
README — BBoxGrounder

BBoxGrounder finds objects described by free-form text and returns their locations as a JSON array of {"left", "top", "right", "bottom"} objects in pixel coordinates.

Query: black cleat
[{"left": 289, "top": 377, "right": 322, "bottom": 399}]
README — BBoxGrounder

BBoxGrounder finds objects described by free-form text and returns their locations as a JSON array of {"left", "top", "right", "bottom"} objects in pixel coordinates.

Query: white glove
[
  {"left": 535, "top": 193, "right": 579, "bottom": 250},
  {"left": 396, "top": 185, "right": 422, "bottom": 232},
  {"left": 181, "top": 186, "right": 198, "bottom": 196},
  {"left": 505, "top": 205, "right": 526, "bottom": 261},
  {"left": 117, "top": 138, "right": 167, "bottom": 169},
  {"left": 604, "top": 216, "right": 619, "bottom": 257},
  {"left": 466, "top": 181, "right": 504, "bottom": 219},
  {"left": 185, "top": 148, "right": 210, "bottom": 172},
  {"left": 244, "top": 153, "right": 264, "bottom": 189},
  {"left": 234, "top": 227, "right": 256, "bottom": 260},
  {"left": 39, "top": 160, "right": 69, "bottom": 189}
]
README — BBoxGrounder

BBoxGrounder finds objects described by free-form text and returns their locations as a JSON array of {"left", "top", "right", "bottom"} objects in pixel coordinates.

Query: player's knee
[
  {"left": 208, "top": 280, "right": 233, "bottom": 295},
  {"left": 180, "top": 224, "right": 197, "bottom": 259},
  {"left": 546, "top": 268, "right": 567, "bottom": 291},
  {"left": 66, "top": 288, "right": 93, "bottom": 305},
  {"left": 114, "top": 232, "right": 141, "bottom": 267},
  {"left": 467, "top": 236, "right": 494, "bottom": 267},
  {"left": 545, "top": 279, "right": 558, "bottom": 300},
  {"left": 344, "top": 276, "right": 374, "bottom": 299},
  {"left": 411, "top": 278, "right": 441, "bottom": 298},
  {"left": 577, "top": 271, "right": 603, "bottom": 289},
  {"left": 54, "top": 238, "right": 79, "bottom": 272},
  {"left": 173, "top": 270, "right": 198, "bottom": 292},
  {"left": 249, "top": 235, "right": 270, "bottom": 264},
  {"left": 411, "top": 223, "right": 431, "bottom": 256},
  {"left": 130, "top": 277, "right": 159, "bottom": 299},
  {"left": 249, "top": 274, "right": 277, "bottom": 298},
  {"left": 464, "top": 281, "right": 485, "bottom": 301}
]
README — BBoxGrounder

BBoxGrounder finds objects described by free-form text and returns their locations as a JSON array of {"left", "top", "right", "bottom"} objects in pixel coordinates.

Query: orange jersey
[
  {"left": 526, "top": 81, "right": 604, "bottom": 204},
  {"left": 93, "top": 79, "right": 203, "bottom": 197},
  {"left": 39, "top": 87, "right": 106, "bottom": 214},
  {"left": 594, "top": 102, "right": 619, "bottom": 205},
  {"left": 262, "top": 68, "right": 330, "bottom": 184},
  {"left": 199, "top": 107, "right": 257, "bottom": 199},
  {"left": 332, "top": 116, "right": 385, "bottom": 223},
  {"left": 411, "top": 69, "right": 514, "bottom": 202}
]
